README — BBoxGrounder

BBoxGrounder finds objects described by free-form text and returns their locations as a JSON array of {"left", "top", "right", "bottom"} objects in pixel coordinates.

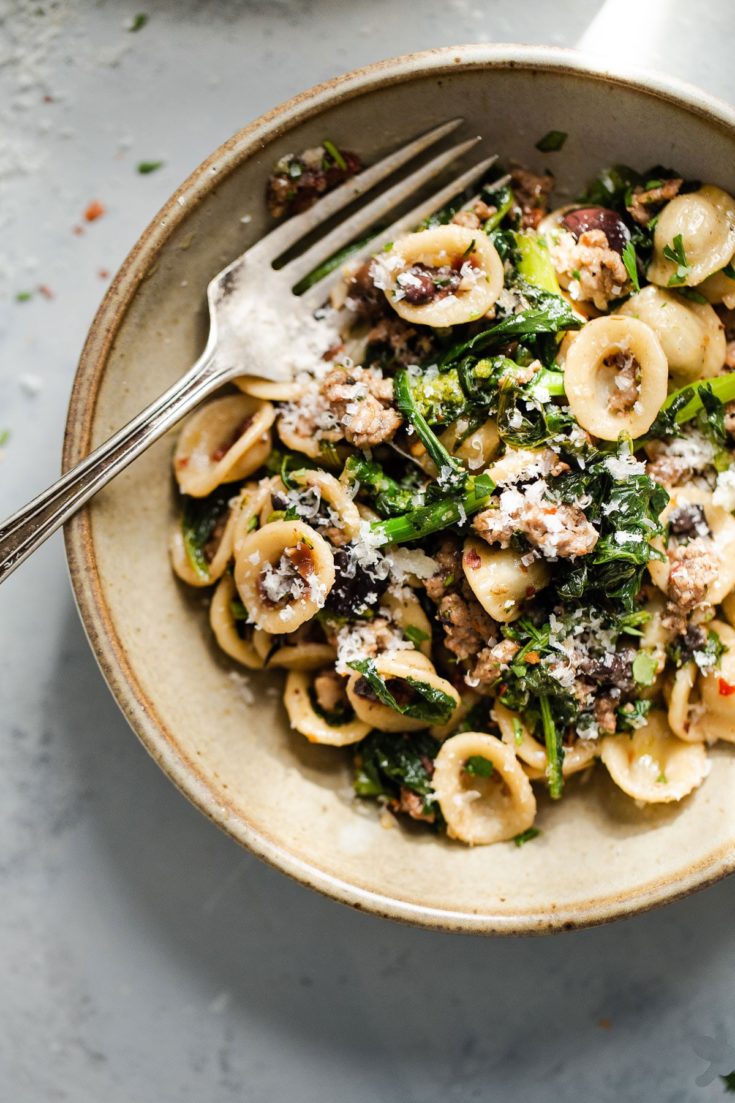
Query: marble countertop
[{"left": 2, "top": 2, "right": 735, "bottom": 1100}]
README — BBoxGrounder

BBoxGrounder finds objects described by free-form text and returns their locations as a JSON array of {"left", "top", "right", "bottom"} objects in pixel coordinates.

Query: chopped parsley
[
  {"left": 662, "top": 233, "right": 691, "bottom": 285},
  {"left": 464, "top": 755, "right": 495, "bottom": 778},
  {"left": 535, "top": 130, "right": 567, "bottom": 152},
  {"left": 137, "top": 160, "right": 164, "bottom": 174},
  {"left": 621, "top": 241, "right": 640, "bottom": 292},
  {"left": 128, "top": 12, "right": 148, "bottom": 31},
  {"left": 513, "top": 827, "right": 541, "bottom": 847},
  {"left": 15, "top": 291, "right": 32, "bottom": 302},
  {"left": 404, "top": 625, "right": 430, "bottom": 648}
]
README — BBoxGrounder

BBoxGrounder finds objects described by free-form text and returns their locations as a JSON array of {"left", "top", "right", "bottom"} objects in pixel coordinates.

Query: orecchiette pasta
[
  {"left": 289, "top": 468, "right": 362, "bottom": 543},
  {"left": 234, "top": 375, "right": 304, "bottom": 402},
  {"left": 697, "top": 265, "right": 735, "bottom": 309},
  {"left": 377, "top": 226, "right": 504, "bottom": 326},
  {"left": 431, "top": 732, "right": 537, "bottom": 845},
  {"left": 562, "top": 315, "right": 668, "bottom": 439},
  {"left": 462, "top": 536, "right": 549, "bottom": 622},
  {"left": 666, "top": 662, "right": 699, "bottom": 742},
  {"left": 439, "top": 417, "right": 500, "bottom": 472},
  {"left": 284, "top": 670, "right": 371, "bottom": 746},
  {"left": 648, "top": 185, "right": 735, "bottom": 287},
  {"left": 683, "top": 620, "right": 735, "bottom": 743},
  {"left": 346, "top": 651, "right": 459, "bottom": 734},
  {"left": 170, "top": 485, "right": 246, "bottom": 588},
  {"left": 209, "top": 574, "right": 264, "bottom": 669},
  {"left": 494, "top": 703, "right": 597, "bottom": 779},
  {"left": 173, "top": 393, "right": 275, "bottom": 497},
  {"left": 617, "top": 286, "right": 725, "bottom": 384},
  {"left": 648, "top": 486, "right": 735, "bottom": 606},
  {"left": 380, "top": 590, "right": 433, "bottom": 657},
  {"left": 600, "top": 711, "right": 709, "bottom": 802},
  {"left": 252, "top": 629, "right": 336, "bottom": 671},
  {"left": 234, "top": 519, "right": 335, "bottom": 633}
]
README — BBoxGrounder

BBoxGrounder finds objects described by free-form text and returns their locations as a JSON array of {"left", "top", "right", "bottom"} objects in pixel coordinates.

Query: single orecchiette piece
[
  {"left": 462, "top": 536, "right": 549, "bottom": 623},
  {"left": 252, "top": 629, "right": 336, "bottom": 671},
  {"left": 648, "top": 485, "right": 735, "bottom": 606},
  {"left": 209, "top": 574, "right": 264, "bottom": 669},
  {"left": 234, "top": 375, "right": 304, "bottom": 402},
  {"left": 231, "top": 482, "right": 274, "bottom": 557},
  {"left": 170, "top": 485, "right": 256, "bottom": 588},
  {"left": 666, "top": 661, "right": 702, "bottom": 742},
  {"left": 698, "top": 265, "right": 735, "bottom": 309},
  {"left": 345, "top": 651, "right": 459, "bottom": 734},
  {"left": 289, "top": 468, "right": 362, "bottom": 543},
  {"left": 284, "top": 670, "right": 371, "bottom": 746},
  {"left": 648, "top": 185, "right": 735, "bottom": 287},
  {"left": 563, "top": 315, "right": 668, "bottom": 440},
  {"left": 173, "top": 394, "right": 275, "bottom": 497},
  {"left": 494, "top": 702, "right": 597, "bottom": 779},
  {"left": 234, "top": 519, "right": 335, "bottom": 633},
  {"left": 376, "top": 225, "right": 504, "bottom": 326},
  {"left": 431, "top": 732, "right": 537, "bottom": 845},
  {"left": 683, "top": 620, "right": 735, "bottom": 744},
  {"left": 600, "top": 710, "right": 709, "bottom": 803},
  {"left": 617, "top": 286, "right": 725, "bottom": 384}
]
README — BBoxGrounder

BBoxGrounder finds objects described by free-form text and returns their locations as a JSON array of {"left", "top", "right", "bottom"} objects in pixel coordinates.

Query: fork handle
[{"left": 0, "top": 347, "right": 224, "bottom": 585}]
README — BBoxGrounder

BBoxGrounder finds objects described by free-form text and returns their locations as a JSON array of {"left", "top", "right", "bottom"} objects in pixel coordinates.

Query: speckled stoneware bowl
[{"left": 64, "top": 45, "right": 735, "bottom": 933}]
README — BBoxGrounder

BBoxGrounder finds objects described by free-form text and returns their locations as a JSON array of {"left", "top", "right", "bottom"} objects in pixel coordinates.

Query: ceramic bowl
[{"left": 64, "top": 45, "right": 735, "bottom": 933}]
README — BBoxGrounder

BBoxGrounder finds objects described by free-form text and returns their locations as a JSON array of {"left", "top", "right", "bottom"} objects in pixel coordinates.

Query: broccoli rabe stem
[
  {"left": 342, "top": 455, "right": 415, "bottom": 516},
  {"left": 664, "top": 374, "right": 735, "bottom": 424},
  {"left": 539, "top": 694, "right": 564, "bottom": 800},
  {"left": 370, "top": 475, "right": 495, "bottom": 544},
  {"left": 394, "top": 368, "right": 467, "bottom": 487},
  {"left": 514, "top": 232, "right": 562, "bottom": 295}
]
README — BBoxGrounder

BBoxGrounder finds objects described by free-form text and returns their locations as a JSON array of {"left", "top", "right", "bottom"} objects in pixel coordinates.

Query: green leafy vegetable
[
  {"left": 539, "top": 694, "right": 564, "bottom": 799},
  {"left": 646, "top": 376, "right": 735, "bottom": 441},
  {"left": 348, "top": 658, "right": 456, "bottom": 725},
  {"left": 322, "top": 139, "right": 346, "bottom": 171},
  {"left": 394, "top": 367, "right": 466, "bottom": 488},
  {"left": 180, "top": 485, "right": 233, "bottom": 583},
  {"left": 662, "top": 233, "right": 690, "bottom": 285},
  {"left": 464, "top": 755, "right": 495, "bottom": 778},
  {"left": 535, "top": 130, "right": 567, "bottom": 152},
  {"left": 513, "top": 827, "right": 541, "bottom": 847},
  {"left": 404, "top": 626, "right": 430, "bottom": 648},
  {"left": 668, "top": 627, "right": 726, "bottom": 673},
  {"left": 370, "top": 474, "right": 495, "bottom": 545},
  {"left": 342, "top": 454, "right": 416, "bottom": 517},
  {"left": 137, "top": 161, "right": 164, "bottom": 174},
  {"left": 514, "top": 233, "right": 562, "bottom": 294},
  {"left": 294, "top": 236, "right": 379, "bottom": 294},
  {"left": 621, "top": 241, "right": 641, "bottom": 292},
  {"left": 353, "top": 730, "right": 440, "bottom": 817}
]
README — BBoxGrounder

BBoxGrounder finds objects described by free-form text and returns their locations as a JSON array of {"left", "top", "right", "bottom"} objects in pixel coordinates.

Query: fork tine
[
  {"left": 298, "top": 152, "right": 498, "bottom": 311},
  {"left": 282, "top": 137, "right": 484, "bottom": 285},
  {"left": 247, "top": 118, "right": 464, "bottom": 262}
]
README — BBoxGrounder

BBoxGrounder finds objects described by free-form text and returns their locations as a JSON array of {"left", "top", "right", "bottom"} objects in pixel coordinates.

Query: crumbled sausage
[
  {"left": 666, "top": 538, "right": 718, "bottom": 625},
  {"left": 363, "top": 315, "right": 438, "bottom": 367},
  {"left": 451, "top": 199, "right": 497, "bottom": 230},
  {"left": 320, "top": 364, "right": 402, "bottom": 449},
  {"left": 510, "top": 166, "right": 554, "bottom": 229},
  {"left": 473, "top": 498, "right": 599, "bottom": 559},
  {"left": 435, "top": 591, "right": 497, "bottom": 662},
  {"left": 553, "top": 228, "right": 630, "bottom": 311},
  {"left": 266, "top": 145, "right": 362, "bottom": 219},
  {"left": 390, "top": 787, "right": 435, "bottom": 823},
  {"left": 605, "top": 350, "right": 641, "bottom": 415},
  {"left": 626, "top": 178, "right": 683, "bottom": 226},
  {"left": 594, "top": 694, "right": 618, "bottom": 734},
  {"left": 470, "top": 639, "right": 520, "bottom": 686},
  {"left": 424, "top": 538, "right": 463, "bottom": 603},
  {"left": 313, "top": 669, "right": 348, "bottom": 714}
]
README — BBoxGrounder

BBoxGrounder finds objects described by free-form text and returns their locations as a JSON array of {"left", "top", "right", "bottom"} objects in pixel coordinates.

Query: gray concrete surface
[{"left": 2, "top": 1, "right": 735, "bottom": 1100}]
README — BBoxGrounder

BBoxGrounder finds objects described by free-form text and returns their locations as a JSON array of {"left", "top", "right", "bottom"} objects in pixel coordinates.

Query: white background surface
[{"left": 2, "top": 2, "right": 735, "bottom": 1100}]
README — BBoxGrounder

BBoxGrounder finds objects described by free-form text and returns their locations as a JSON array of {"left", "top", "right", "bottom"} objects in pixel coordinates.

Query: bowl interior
[{"left": 65, "top": 48, "right": 735, "bottom": 932}]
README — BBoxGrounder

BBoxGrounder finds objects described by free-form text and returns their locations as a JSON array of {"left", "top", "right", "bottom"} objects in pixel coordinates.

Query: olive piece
[
  {"left": 326, "top": 547, "right": 390, "bottom": 617},
  {"left": 560, "top": 206, "right": 631, "bottom": 255}
]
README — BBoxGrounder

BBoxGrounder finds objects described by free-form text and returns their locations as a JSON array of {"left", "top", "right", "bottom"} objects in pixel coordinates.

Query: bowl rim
[{"left": 63, "top": 42, "right": 735, "bottom": 935}]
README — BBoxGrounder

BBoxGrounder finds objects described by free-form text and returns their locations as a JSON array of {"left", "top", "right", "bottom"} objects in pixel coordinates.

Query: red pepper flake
[
  {"left": 598, "top": 1018, "right": 613, "bottom": 1030},
  {"left": 464, "top": 547, "right": 482, "bottom": 570},
  {"left": 37, "top": 284, "right": 55, "bottom": 300},
  {"left": 84, "top": 200, "right": 106, "bottom": 222},
  {"left": 72, "top": 225, "right": 85, "bottom": 236},
  {"left": 97, "top": 269, "right": 109, "bottom": 280},
  {"left": 42, "top": 94, "right": 54, "bottom": 104},
  {"left": 718, "top": 678, "right": 735, "bottom": 696}
]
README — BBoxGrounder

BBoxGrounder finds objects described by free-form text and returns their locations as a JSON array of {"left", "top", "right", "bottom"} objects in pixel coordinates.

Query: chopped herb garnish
[
  {"left": 662, "top": 233, "right": 691, "bottom": 285},
  {"left": 404, "top": 625, "right": 430, "bottom": 648},
  {"left": 15, "top": 291, "right": 32, "bottom": 302},
  {"left": 632, "top": 649, "right": 658, "bottom": 687},
  {"left": 535, "top": 130, "right": 567, "bottom": 152},
  {"left": 464, "top": 755, "right": 495, "bottom": 778},
  {"left": 621, "top": 241, "right": 641, "bottom": 292},
  {"left": 0, "top": 429, "right": 9, "bottom": 447},
  {"left": 513, "top": 827, "right": 541, "bottom": 847},
  {"left": 128, "top": 12, "right": 148, "bottom": 31},
  {"left": 322, "top": 139, "right": 347, "bottom": 171},
  {"left": 137, "top": 160, "right": 164, "bottom": 174}
]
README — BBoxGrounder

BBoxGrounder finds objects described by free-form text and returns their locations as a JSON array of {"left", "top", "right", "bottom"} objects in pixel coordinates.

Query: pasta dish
[{"left": 169, "top": 141, "right": 735, "bottom": 846}]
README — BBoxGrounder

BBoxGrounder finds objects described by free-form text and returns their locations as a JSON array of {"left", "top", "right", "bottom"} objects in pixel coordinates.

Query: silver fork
[{"left": 0, "top": 119, "right": 497, "bottom": 584}]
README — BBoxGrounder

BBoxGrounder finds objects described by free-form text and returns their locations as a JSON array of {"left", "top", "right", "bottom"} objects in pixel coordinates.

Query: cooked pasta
[{"left": 168, "top": 145, "right": 735, "bottom": 846}]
